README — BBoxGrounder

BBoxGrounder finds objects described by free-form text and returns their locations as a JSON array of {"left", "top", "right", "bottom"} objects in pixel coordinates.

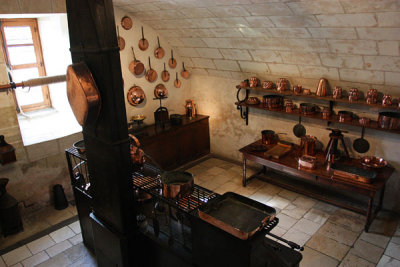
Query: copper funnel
[{"left": 316, "top": 78, "right": 327, "bottom": 97}]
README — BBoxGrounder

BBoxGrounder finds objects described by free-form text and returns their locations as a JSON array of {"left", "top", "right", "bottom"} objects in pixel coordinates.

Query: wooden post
[{"left": 66, "top": 1, "right": 135, "bottom": 266}]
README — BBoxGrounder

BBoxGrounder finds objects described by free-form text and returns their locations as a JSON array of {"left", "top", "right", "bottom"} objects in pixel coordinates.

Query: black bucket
[{"left": 53, "top": 184, "right": 68, "bottom": 210}]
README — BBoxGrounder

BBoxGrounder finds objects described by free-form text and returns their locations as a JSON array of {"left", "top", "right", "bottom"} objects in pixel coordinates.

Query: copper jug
[{"left": 316, "top": 78, "right": 327, "bottom": 97}]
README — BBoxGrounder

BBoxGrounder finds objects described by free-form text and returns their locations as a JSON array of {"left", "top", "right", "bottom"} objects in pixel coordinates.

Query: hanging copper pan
[
  {"left": 154, "top": 83, "right": 168, "bottom": 99},
  {"left": 145, "top": 57, "right": 157, "bottom": 82},
  {"left": 181, "top": 62, "right": 189, "bottom": 79},
  {"left": 161, "top": 63, "right": 170, "bottom": 82},
  {"left": 117, "top": 26, "right": 125, "bottom": 51},
  {"left": 138, "top": 26, "right": 149, "bottom": 51},
  {"left": 127, "top": 85, "right": 145, "bottom": 106},
  {"left": 121, "top": 16, "right": 133, "bottom": 30},
  {"left": 168, "top": 50, "right": 177, "bottom": 69},
  {"left": 66, "top": 62, "right": 101, "bottom": 126},
  {"left": 154, "top": 36, "right": 165, "bottom": 59},
  {"left": 174, "top": 72, "right": 181, "bottom": 88},
  {"left": 129, "top": 47, "right": 145, "bottom": 76}
]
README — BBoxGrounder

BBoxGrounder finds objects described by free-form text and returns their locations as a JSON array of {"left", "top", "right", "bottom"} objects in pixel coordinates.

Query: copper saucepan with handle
[
  {"left": 174, "top": 72, "right": 181, "bottom": 88},
  {"left": 145, "top": 57, "right": 157, "bottom": 82},
  {"left": 117, "top": 26, "right": 125, "bottom": 51},
  {"left": 129, "top": 47, "right": 145, "bottom": 76},
  {"left": 168, "top": 50, "right": 177, "bottom": 69},
  {"left": 161, "top": 63, "right": 170, "bottom": 82},
  {"left": 181, "top": 62, "right": 189, "bottom": 79},
  {"left": 154, "top": 36, "right": 165, "bottom": 59},
  {"left": 138, "top": 26, "right": 149, "bottom": 51}
]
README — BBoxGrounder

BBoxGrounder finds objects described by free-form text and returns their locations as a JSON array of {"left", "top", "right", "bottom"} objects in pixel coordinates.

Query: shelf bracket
[{"left": 236, "top": 87, "right": 249, "bottom": 125}]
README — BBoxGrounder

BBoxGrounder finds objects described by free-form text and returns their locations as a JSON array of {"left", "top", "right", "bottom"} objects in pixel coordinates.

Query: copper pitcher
[{"left": 316, "top": 78, "right": 327, "bottom": 97}]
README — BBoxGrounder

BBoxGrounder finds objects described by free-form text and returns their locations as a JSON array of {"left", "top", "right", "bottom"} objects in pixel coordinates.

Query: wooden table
[{"left": 240, "top": 140, "right": 395, "bottom": 232}]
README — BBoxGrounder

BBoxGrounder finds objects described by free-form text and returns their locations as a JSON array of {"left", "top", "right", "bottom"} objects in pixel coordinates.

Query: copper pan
[
  {"left": 117, "top": 26, "right": 125, "bottom": 51},
  {"left": 154, "top": 36, "right": 165, "bottom": 59},
  {"left": 145, "top": 57, "right": 157, "bottom": 82},
  {"left": 127, "top": 85, "right": 145, "bottom": 106},
  {"left": 138, "top": 26, "right": 149, "bottom": 51},
  {"left": 181, "top": 62, "right": 189, "bottom": 79},
  {"left": 161, "top": 63, "right": 170, "bottom": 82},
  {"left": 174, "top": 72, "right": 181, "bottom": 88},
  {"left": 129, "top": 47, "right": 145, "bottom": 76},
  {"left": 66, "top": 62, "right": 101, "bottom": 126},
  {"left": 168, "top": 50, "right": 177, "bottom": 68},
  {"left": 154, "top": 83, "right": 167, "bottom": 99},
  {"left": 121, "top": 16, "right": 133, "bottom": 30},
  {"left": 160, "top": 171, "right": 194, "bottom": 199}
]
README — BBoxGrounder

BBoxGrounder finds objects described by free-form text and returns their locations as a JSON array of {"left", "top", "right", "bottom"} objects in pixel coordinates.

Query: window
[{"left": 0, "top": 18, "right": 51, "bottom": 112}]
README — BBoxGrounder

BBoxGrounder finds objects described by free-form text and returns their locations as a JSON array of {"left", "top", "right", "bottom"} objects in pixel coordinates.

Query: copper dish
[
  {"left": 361, "top": 156, "right": 387, "bottom": 169},
  {"left": 121, "top": 16, "right": 133, "bottom": 30},
  {"left": 154, "top": 84, "right": 167, "bottom": 99},
  {"left": 127, "top": 85, "right": 145, "bottom": 106},
  {"left": 245, "top": 97, "right": 260, "bottom": 105}
]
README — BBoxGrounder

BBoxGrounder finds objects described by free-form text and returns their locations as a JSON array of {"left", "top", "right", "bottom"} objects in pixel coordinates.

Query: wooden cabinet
[{"left": 132, "top": 115, "right": 210, "bottom": 171}]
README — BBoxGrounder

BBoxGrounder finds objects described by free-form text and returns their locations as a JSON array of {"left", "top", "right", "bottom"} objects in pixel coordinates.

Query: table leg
[
  {"left": 242, "top": 157, "right": 247, "bottom": 187},
  {"left": 365, "top": 195, "right": 374, "bottom": 232},
  {"left": 377, "top": 185, "right": 385, "bottom": 212}
]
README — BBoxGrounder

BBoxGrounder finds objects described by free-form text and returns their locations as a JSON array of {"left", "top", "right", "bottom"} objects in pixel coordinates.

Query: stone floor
[{"left": 1, "top": 157, "right": 399, "bottom": 266}]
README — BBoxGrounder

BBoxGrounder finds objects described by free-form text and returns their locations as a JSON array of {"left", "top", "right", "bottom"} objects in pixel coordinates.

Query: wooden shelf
[
  {"left": 235, "top": 101, "right": 400, "bottom": 135},
  {"left": 236, "top": 85, "right": 400, "bottom": 111}
]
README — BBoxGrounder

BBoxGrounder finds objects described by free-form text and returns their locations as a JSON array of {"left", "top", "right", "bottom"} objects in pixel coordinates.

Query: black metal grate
[{"left": 132, "top": 172, "right": 218, "bottom": 213}]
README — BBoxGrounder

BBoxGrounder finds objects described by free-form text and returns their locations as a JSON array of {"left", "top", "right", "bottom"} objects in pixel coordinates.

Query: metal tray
[
  {"left": 198, "top": 192, "right": 276, "bottom": 240},
  {"left": 332, "top": 163, "right": 377, "bottom": 183}
]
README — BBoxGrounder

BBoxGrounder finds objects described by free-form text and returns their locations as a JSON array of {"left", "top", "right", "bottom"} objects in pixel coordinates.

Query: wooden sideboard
[
  {"left": 130, "top": 115, "right": 210, "bottom": 171},
  {"left": 240, "top": 140, "right": 395, "bottom": 232}
]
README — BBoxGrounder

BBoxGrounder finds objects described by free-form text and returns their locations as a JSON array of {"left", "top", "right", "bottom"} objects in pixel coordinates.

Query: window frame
[{"left": 0, "top": 18, "right": 51, "bottom": 112}]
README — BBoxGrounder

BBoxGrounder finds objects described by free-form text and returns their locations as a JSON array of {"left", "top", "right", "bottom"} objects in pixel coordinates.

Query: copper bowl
[
  {"left": 127, "top": 86, "right": 145, "bottom": 106},
  {"left": 361, "top": 156, "right": 387, "bottom": 169},
  {"left": 338, "top": 111, "right": 353, "bottom": 122},
  {"left": 160, "top": 171, "right": 194, "bottom": 199},
  {"left": 245, "top": 97, "right": 260, "bottom": 105}
]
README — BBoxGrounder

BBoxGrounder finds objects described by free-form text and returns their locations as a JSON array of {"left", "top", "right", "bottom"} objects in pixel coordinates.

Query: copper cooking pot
[
  {"left": 145, "top": 57, "right": 157, "bottom": 82},
  {"left": 174, "top": 72, "right": 181, "bottom": 88},
  {"left": 160, "top": 171, "right": 194, "bottom": 199},
  {"left": 261, "top": 130, "right": 278, "bottom": 145},
  {"left": 161, "top": 63, "right": 170, "bottom": 82},
  {"left": 138, "top": 26, "right": 149, "bottom": 51},
  {"left": 181, "top": 62, "right": 189, "bottom": 79},
  {"left": 378, "top": 112, "right": 400, "bottom": 130}
]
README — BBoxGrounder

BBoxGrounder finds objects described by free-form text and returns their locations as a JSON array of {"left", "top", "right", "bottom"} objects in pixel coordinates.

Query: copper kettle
[
  {"left": 129, "top": 134, "right": 145, "bottom": 166},
  {"left": 316, "top": 78, "right": 327, "bottom": 97}
]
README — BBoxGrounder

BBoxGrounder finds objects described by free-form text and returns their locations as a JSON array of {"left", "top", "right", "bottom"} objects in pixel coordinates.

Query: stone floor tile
[
  {"left": 391, "top": 236, "right": 400, "bottom": 245},
  {"left": 282, "top": 228, "right": 311, "bottom": 247},
  {"left": 278, "top": 189, "right": 300, "bottom": 201},
  {"left": 385, "top": 242, "right": 400, "bottom": 261},
  {"left": 329, "top": 210, "right": 365, "bottom": 233},
  {"left": 32, "top": 207, "right": 74, "bottom": 226},
  {"left": 0, "top": 257, "right": 5, "bottom": 267},
  {"left": 300, "top": 246, "right": 339, "bottom": 267},
  {"left": 9, "top": 264, "right": 22, "bottom": 267},
  {"left": 67, "top": 251, "right": 96, "bottom": 267},
  {"left": 215, "top": 181, "right": 241, "bottom": 193},
  {"left": 350, "top": 239, "right": 385, "bottom": 264},
  {"left": 377, "top": 255, "right": 400, "bottom": 267},
  {"left": 46, "top": 240, "right": 72, "bottom": 258},
  {"left": 281, "top": 204, "right": 309, "bottom": 220},
  {"left": 49, "top": 226, "right": 75, "bottom": 243},
  {"left": 339, "top": 253, "right": 375, "bottom": 267},
  {"left": 292, "top": 196, "right": 316, "bottom": 210},
  {"left": 35, "top": 253, "right": 72, "bottom": 267},
  {"left": 359, "top": 231, "right": 391, "bottom": 249},
  {"left": 269, "top": 226, "right": 287, "bottom": 237},
  {"left": 1, "top": 245, "right": 32, "bottom": 266},
  {"left": 69, "top": 233, "right": 83, "bottom": 245},
  {"left": 307, "top": 233, "right": 350, "bottom": 261},
  {"left": 233, "top": 184, "right": 261, "bottom": 197},
  {"left": 21, "top": 251, "right": 49, "bottom": 267},
  {"left": 257, "top": 183, "right": 282, "bottom": 195},
  {"left": 64, "top": 243, "right": 88, "bottom": 262},
  {"left": 313, "top": 201, "right": 338, "bottom": 214},
  {"left": 266, "top": 195, "right": 291, "bottom": 210},
  {"left": 26, "top": 235, "right": 56, "bottom": 254},
  {"left": 248, "top": 191, "right": 273, "bottom": 205},
  {"left": 292, "top": 218, "right": 322, "bottom": 235},
  {"left": 303, "top": 208, "right": 330, "bottom": 225},
  {"left": 205, "top": 166, "right": 226, "bottom": 175},
  {"left": 68, "top": 221, "right": 81, "bottom": 235},
  {"left": 318, "top": 222, "right": 359, "bottom": 246},
  {"left": 276, "top": 213, "right": 298, "bottom": 230}
]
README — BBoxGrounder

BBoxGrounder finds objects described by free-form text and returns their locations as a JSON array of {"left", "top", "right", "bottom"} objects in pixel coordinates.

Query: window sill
[{"left": 17, "top": 108, "right": 82, "bottom": 146}]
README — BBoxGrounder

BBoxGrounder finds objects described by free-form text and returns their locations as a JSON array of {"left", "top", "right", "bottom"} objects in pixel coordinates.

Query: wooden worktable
[{"left": 240, "top": 140, "right": 395, "bottom": 232}]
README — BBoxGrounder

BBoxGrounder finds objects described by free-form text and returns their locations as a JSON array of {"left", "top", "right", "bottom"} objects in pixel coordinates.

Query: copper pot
[
  {"left": 378, "top": 112, "right": 400, "bottom": 130},
  {"left": 154, "top": 84, "right": 167, "bottom": 99},
  {"left": 300, "top": 135, "right": 317, "bottom": 156},
  {"left": 240, "top": 79, "right": 249, "bottom": 88},
  {"left": 322, "top": 107, "right": 331, "bottom": 119},
  {"left": 333, "top": 86, "right": 342, "bottom": 99},
  {"left": 121, "top": 16, "right": 133, "bottom": 30},
  {"left": 174, "top": 72, "right": 181, "bottom": 88},
  {"left": 129, "top": 47, "right": 145, "bottom": 76},
  {"left": 160, "top": 171, "right": 194, "bottom": 199},
  {"left": 181, "top": 62, "right": 189, "bottom": 79},
  {"left": 161, "top": 63, "right": 170, "bottom": 82},
  {"left": 285, "top": 99, "right": 294, "bottom": 113},
  {"left": 338, "top": 111, "right": 353, "bottom": 122},
  {"left": 261, "top": 130, "right": 277, "bottom": 145},
  {"left": 263, "top": 95, "right": 283, "bottom": 109},
  {"left": 127, "top": 85, "right": 145, "bottom": 106},
  {"left": 249, "top": 77, "right": 258, "bottom": 88},
  {"left": 300, "top": 103, "right": 316, "bottom": 115},
  {"left": 277, "top": 78, "right": 287, "bottom": 92},
  {"left": 145, "top": 57, "right": 157, "bottom": 82},
  {"left": 168, "top": 50, "right": 177, "bottom": 69}
]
